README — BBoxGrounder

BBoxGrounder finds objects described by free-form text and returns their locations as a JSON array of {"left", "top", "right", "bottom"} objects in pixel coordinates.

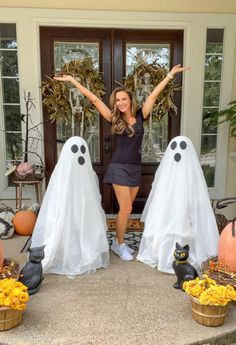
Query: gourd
[
  {"left": 218, "top": 217, "right": 236, "bottom": 272},
  {"left": 13, "top": 210, "right": 37, "bottom": 236},
  {"left": 0, "top": 208, "right": 15, "bottom": 239}
]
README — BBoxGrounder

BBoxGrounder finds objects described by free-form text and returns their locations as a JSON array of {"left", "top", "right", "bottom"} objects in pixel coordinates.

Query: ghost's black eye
[
  {"left": 71, "top": 145, "right": 78, "bottom": 153},
  {"left": 80, "top": 145, "right": 86, "bottom": 154},
  {"left": 180, "top": 141, "right": 187, "bottom": 150},
  {"left": 174, "top": 153, "right": 181, "bottom": 162},
  {"left": 78, "top": 156, "right": 85, "bottom": 165},
  {"left": 171, "top": 141, "right": 177, "bottom": 150}
]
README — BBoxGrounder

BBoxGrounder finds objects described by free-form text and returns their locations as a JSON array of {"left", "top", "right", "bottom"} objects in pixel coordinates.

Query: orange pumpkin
[
  {"left": 218, "top": 218, "right": 236, "bottom": 272},
  {"left": 0, "top": 240, "right": 4, "bottom": 266},
  {"left": 13, "top": 210, "right": 37, "bottom": 236}
]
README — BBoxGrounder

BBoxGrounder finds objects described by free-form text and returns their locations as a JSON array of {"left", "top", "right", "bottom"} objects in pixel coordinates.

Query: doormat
[
  {"left": 106, "top": 218, "right": 144, "bottom": 231},
  {"left": 107, "top": 231, "right": 142, "bottom": 252}
]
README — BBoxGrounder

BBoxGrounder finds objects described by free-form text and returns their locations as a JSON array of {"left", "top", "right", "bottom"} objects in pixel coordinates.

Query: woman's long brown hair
[{"left": 109, "top": 86, "right": 137, "bottom": 137}]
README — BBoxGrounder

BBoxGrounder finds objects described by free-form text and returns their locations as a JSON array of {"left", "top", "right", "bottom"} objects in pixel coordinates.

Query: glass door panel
[
  {"left": 54, "top": 42, "right": 100, "bottom": 162},
  {"left": 126, "top": 43, "right": 170, "bottom": 163}
]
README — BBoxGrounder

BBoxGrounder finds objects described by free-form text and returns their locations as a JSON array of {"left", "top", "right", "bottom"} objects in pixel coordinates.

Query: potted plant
[
  {"left": 205, "top": 100, "right": 236, "bottom": 137},
  {"left": 0, "top": 277, "right": 29, "bottom": 331},
  {"left": 183, "top": 274, "right": 236, "bottom": 327},
  {"left": 204, "top": 100, "right": 236, "bottom": 164},
  {"left": 0, "top": 248, "right": 28, "bottom": 331}
]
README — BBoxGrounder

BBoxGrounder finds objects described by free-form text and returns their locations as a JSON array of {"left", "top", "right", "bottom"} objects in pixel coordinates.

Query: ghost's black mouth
[{"left": 174, "top": 153, "right": 181, "bottom": 162}]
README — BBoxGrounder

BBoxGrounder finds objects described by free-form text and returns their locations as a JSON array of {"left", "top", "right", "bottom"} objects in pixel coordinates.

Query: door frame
[{"left": 40, "top": 26, "right": 183, "bottom": 213}]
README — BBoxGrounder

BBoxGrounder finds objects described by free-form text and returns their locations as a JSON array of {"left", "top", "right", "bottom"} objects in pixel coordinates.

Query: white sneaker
[
  {"left": 112, "top": 238, "right": 134, "bottom": 254},
  {"left": 125, "top": 243, "right": 135, "bottom": 254},
  {"left": 111, "top": 239, "right": 134, "bottom": 261}
]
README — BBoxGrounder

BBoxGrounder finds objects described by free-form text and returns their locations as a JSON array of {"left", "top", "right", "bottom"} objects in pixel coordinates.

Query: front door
[{"left": 40, "top": 27, "right": 183, "bottom": 213}]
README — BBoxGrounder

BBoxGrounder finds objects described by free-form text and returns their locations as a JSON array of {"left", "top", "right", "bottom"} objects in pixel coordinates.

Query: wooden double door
[{"left": 40, "top": 27, "right": 183, "bottom": 214}]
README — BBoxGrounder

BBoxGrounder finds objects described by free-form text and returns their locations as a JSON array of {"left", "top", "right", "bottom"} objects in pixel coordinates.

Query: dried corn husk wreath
[
  {"left": 42, "top": 55, "right": 178, "bottom": 126},
  {"left": 41, "top": 56, "right": 106, "bottom": 127},
  {"left": 124, "top": 62, "right": 179, "bottom": 121}
]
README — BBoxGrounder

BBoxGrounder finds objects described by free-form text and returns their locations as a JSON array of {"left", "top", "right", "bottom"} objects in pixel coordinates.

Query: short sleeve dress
[{"left": 103, "top": 109, "right": 144, "bottom": 187}]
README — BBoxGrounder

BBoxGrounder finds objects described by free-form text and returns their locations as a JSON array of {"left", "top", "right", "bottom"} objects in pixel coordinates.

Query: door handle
[{"left": 104, "top": 135, "right": 111, "bottom": 153}]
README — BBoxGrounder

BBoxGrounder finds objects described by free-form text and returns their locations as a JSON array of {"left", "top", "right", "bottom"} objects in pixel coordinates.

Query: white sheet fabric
[
  {"left": 31, "top": 136, "right": 109, "bottom": 276},
  {"left": 137, "top": 136, "right": 219, "bottom": 274}
]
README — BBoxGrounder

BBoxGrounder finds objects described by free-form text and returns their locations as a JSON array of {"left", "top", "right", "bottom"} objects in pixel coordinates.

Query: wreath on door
[
  {"left": 42, "top": 56, "right": 178, "bottom": 127},
  {"left": 41, "top": 55, "right": 106, "bottom": 129},
  {"left": 124, "top": 61, "right": 178, "bottom": 121}
]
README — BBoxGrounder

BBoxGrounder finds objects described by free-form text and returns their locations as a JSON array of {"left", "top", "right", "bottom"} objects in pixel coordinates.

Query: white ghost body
[
  {"left": 31, "top": 136, "right": 109, "bottom": 276},
  {"left": 137, "top": 136, "right": 219, "bottom": 274}
]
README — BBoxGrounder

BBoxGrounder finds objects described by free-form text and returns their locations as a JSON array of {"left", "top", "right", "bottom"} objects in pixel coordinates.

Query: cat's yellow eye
[{"left": 180, "top": 253, "right": 185, "bottom": 257}]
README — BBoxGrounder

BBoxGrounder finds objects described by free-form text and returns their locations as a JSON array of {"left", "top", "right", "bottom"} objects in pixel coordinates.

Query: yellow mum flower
[
  {"left": 14, "top": 303, "right": 26, "bottom": 311},
  {"left": 0, "top": 278, "right": 29, "bottom": 310},
  {"left": 12, "top": 288, "right": 22, "bottom": 297},
  {"left": 19, "top": 292, "right": 29, "bottom": 303},
  {"left": 183, "top": 275, "right": 236, "bottom": 306}
]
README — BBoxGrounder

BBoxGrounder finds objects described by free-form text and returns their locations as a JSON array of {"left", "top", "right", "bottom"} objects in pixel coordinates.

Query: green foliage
[
  {"left": 204, "top": 100, "right": 236, "bottom": 137},
  {"left": 41, "top": 57, "right": 106, "bottom": 127}
]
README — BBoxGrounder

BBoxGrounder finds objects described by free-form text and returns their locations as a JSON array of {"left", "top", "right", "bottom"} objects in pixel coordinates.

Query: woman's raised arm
[
  {"left": 53, "top": 75, "right": 112, "bottom": 122},
  {"left": 141, "top": 64, "right": 190, "bottom": 119}
]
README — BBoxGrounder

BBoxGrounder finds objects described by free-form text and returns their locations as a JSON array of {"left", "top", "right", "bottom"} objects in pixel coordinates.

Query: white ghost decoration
[
  {"left": 31, "top": 136, "right": 109, "bottom": 276},
  {"left": 137, "top": 136, "right": 219, "bottom": 273}
]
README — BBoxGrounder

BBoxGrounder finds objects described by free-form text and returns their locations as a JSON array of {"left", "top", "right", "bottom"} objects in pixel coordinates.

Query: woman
[{"left": 54, "top": 64, "right": 189, "bottom": 261}]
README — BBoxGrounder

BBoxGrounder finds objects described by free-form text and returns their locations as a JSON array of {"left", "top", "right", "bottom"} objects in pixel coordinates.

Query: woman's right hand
[
  {"left": 53, "top": 74, "right": 76, "bottom": 84},
  {"left": 54, "top": 74, "right": 112, "bottom": 122}
]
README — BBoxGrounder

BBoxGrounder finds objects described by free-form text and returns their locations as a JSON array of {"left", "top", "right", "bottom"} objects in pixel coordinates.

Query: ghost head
[
  {"left": 170, "top": 138, "right": 187, "bottom": 162},
  {"left": 57, "top": 136, "right": 93, "bottom": 174},
  {"left": 70, "top": 141, "right": 87, "bottom": 165}
]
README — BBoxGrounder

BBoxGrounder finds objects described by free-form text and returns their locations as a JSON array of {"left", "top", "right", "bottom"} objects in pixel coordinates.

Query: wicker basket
[
  {"left": 0, "top": 307, "right": 23, "bottom": 331},
  {"left": 190, "top": 296, "right": 228, "bottom": 327}
]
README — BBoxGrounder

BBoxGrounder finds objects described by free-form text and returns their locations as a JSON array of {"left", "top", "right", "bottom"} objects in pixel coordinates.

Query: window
[
  {"left": 200, "top": 28, "right": 224, "bottom": 187},
  {"left": 0, "top": 23, "right": 21, "bottom": 184}
]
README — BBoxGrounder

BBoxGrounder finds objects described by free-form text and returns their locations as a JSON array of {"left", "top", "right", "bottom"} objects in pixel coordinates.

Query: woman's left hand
[{"left": 170, "top": 64, "right": 190, "bottom": 76}]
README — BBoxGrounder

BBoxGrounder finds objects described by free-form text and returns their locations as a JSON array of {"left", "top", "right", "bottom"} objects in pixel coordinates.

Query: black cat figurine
[
  {"left": 19, "top": 245, "right": 45, "bottom": 295},
  {"left": 172, "top": 242, "right": 198, "bottom": 290}
]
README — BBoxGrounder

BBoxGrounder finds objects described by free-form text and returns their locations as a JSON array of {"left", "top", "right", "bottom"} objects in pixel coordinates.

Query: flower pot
[
  {"left": 0, "top": 307, "right": 23, "bottom": 331},
  {"left": 190, "top": 296, "right": 228, "bottom": 327}
]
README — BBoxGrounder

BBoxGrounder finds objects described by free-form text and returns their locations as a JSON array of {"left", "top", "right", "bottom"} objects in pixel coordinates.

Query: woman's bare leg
[
  {"left": 130, "top": 186, "right": 139, "bottom": 204},
  {"left": 112, "top": 184, "right": 139, "bottom": 244}
]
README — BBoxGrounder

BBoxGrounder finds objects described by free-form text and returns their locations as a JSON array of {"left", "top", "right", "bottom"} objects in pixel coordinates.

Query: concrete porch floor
[{"left": 1, "top": 235, "right": 236, "bottom": 345}]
